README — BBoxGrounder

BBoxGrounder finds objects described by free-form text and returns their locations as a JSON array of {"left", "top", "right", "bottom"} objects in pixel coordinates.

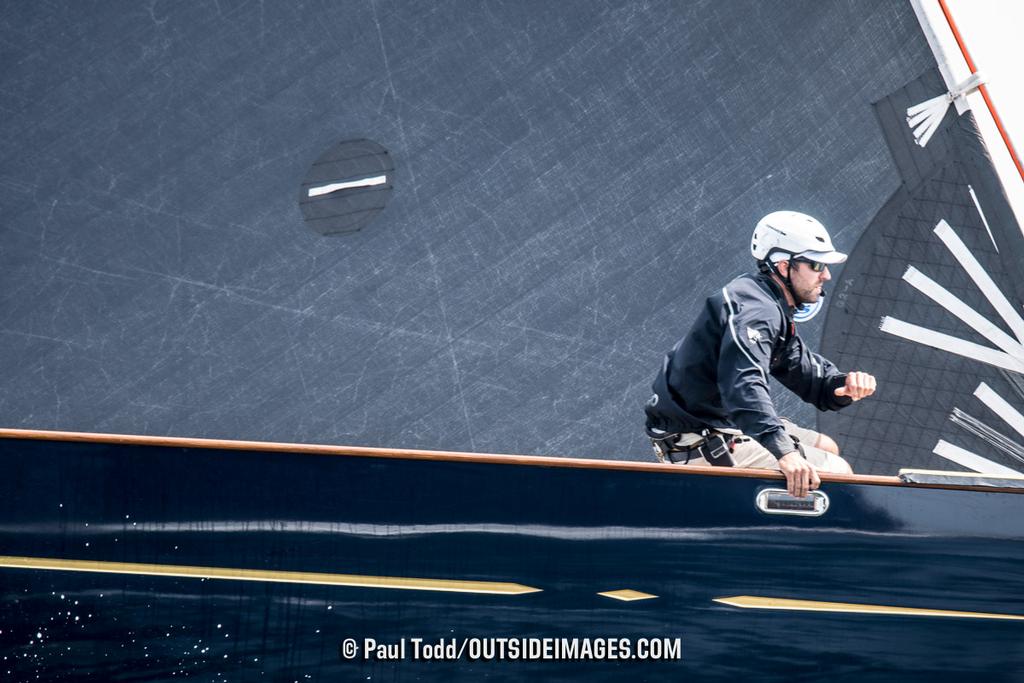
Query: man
[{"left": 644, "top": 211, "right": 876, "bottom": 497}]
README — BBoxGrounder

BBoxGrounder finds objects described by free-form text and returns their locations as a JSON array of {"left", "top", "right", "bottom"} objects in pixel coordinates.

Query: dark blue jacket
[{"left": 645, "top": 272, "right": 852, "bottom": 458}]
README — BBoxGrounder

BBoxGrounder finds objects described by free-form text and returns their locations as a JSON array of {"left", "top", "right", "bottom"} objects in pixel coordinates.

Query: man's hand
[
  {"left": 778, "top": 451, "right": 819, "bottom": 498},
  {"left": 835, "top": 371, "right": 876, "bottom": 401}
]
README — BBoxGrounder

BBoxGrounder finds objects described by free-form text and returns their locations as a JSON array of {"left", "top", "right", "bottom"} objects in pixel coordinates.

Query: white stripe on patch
[
  {"left": 967, "top": 185, "right": 999, "bottom": 253},
  {"left": 879, "top": 316, "right": 1024, "bottom": 373},
  {"left": 974, "top": 382, "right": 1024, "bottom": 440},
  {"left": 308, "top": 174, "right": 387, "bottom": 198},
  {"left": 902, "top": 266, "right": 1024, "bottom": 357},
  {"left": 933, "top": 439, "right": 1021, "bottom": 477},
  {"left": 934, "top": 220, "right": 1024, "bottom": 343}
]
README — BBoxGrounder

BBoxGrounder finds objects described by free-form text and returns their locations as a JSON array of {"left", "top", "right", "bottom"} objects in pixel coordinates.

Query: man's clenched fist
[{"left": 834, "top": 371, "right": 876, "bottom": 401}]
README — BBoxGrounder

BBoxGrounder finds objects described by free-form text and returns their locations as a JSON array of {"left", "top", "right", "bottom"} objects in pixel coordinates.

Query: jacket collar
[{"left": 755, "top": 271, "right": 797, "bottom": 320}]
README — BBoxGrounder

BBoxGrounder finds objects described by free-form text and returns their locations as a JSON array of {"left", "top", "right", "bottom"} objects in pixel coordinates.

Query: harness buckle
[{"left": 698, "top": 431, "right": 735, "bottom": 467}]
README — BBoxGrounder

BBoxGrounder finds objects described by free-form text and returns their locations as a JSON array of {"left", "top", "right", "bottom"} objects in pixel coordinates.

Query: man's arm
[
  {"left": 773, "top": 334, "right": 857, "bottom": 411},
  {"left": 716, "top": 308, "right": 819, "bottom": 496},
  {"left": 715, "top": 287, "right": 793, "bottom": 459}
]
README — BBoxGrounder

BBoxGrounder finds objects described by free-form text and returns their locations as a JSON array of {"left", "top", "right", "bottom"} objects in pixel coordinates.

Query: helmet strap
[{"left": 765, "top": 257, "right": 800, "bottom": 306}]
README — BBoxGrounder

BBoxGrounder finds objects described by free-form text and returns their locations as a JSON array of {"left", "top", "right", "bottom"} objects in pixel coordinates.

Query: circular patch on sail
[
  {"left": 298, "top": 139, "right": 394, "bottom": 236},
  {"left": 793, "top": 297, "right": 824, "bottom": 323}
]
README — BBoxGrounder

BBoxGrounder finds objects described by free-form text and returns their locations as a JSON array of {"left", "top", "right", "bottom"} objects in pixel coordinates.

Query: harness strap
[{"left": 650, "top": 431, "right": 735, "bottom": 467}]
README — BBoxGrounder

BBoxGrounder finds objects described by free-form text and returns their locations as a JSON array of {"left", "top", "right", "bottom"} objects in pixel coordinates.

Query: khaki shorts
[{"left": 673, "top": 419, "right": 846, "bottom": 472}]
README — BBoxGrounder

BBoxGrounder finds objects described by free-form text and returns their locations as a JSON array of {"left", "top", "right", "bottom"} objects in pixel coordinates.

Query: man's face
[{"left": 782, "top": 259, "right": 831, "bottom": 304}]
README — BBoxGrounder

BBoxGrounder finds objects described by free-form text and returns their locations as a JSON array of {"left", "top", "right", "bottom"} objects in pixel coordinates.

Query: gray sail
[{"left": 0, "top": 2, "right": 945, "bottom": 461}]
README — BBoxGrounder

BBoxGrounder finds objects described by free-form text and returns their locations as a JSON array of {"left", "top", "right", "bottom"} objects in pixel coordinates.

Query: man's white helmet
[{"left": 750, "top": 211, "right": 847, "bottom": 265}]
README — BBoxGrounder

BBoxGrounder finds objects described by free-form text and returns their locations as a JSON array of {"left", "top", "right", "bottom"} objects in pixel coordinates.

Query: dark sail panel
[{"left": 820, "top": 68, "right": 1024, "bottom": 475}]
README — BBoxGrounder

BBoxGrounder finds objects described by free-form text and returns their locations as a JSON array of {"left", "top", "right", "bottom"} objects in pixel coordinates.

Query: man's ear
[{"left": 775, "top": 259, "right": 788, "bottom": 277}]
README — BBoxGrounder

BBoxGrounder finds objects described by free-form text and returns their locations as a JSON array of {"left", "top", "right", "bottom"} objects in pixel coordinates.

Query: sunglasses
[{"left": 792, "top": 257, "right": 828, "bottom": 273}]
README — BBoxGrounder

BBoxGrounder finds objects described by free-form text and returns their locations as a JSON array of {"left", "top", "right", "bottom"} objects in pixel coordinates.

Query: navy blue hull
[{"left": 2, "top": 433, "right": 1023, "bottom": 681}]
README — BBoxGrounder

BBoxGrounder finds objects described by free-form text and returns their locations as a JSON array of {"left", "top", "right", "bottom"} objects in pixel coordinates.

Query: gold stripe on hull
[
  {"left": 714, "top": 595, "right": 1024, "bottom": 621},
  {"left": 0, "top": 555, "right": 540, "bottom": 595},
  {"left": 598, "top": 589, "right": 658, "bottom": 601}
]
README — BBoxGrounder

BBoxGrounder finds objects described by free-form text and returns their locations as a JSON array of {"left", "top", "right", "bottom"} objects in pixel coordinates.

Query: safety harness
[{"left": 651, "top": 429, "right": 805, "bottom": 468}]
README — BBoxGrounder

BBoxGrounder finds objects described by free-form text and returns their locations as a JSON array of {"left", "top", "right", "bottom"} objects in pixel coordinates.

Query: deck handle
[{"left": 755, "top": 488, "right": 829, "bottom": 516}]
